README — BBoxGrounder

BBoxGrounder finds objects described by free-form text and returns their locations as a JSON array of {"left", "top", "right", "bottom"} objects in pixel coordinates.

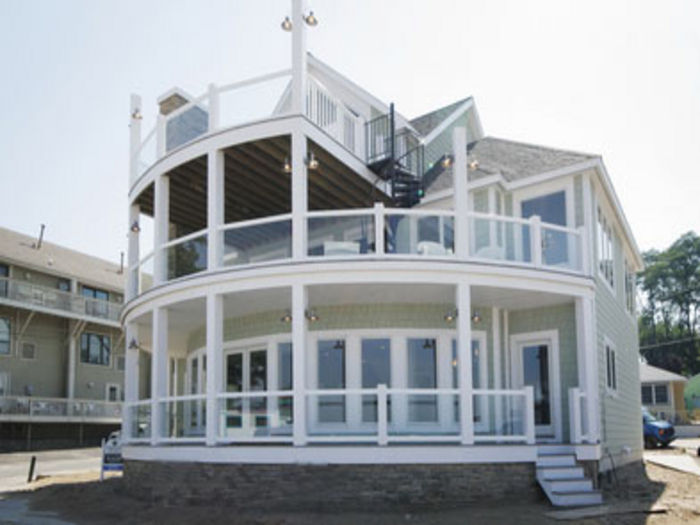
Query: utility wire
[{"left": 639, "top": 336, "right": 700, "bottom": 351}]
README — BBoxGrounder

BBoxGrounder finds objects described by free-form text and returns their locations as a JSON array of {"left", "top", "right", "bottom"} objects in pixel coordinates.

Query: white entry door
[{"left": 510, "top": 331, "right": 561, "bottom": 442}]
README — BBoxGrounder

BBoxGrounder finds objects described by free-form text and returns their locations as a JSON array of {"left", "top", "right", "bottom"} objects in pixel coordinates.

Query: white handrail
[
  {"left": 219, "top": 213, "right": 293, "bottom": 232},
  {"left": 218, "top": 69, "right": 293, "bottom": 94},
  {"left": 306, "top": 208, "right": 376, "bottom": 219},
  {"left": 161, "top": 228, "right": 209, "bottom": 250}
]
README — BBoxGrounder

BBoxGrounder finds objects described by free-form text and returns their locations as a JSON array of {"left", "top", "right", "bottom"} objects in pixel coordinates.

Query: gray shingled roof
[
  {"left": 0, "top": 227, "right": 125, "bottom": 292},
  {"left": 410, "top": 98, "right": 472, "bottom": 136},
  {"left": 640, "top": 362, "right": 687, "bottom": 383},
  {"left": 424, "top": 137, "right": 598, "bottom": 195}
]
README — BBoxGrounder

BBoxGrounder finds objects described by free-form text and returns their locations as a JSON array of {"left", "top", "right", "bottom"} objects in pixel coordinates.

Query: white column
[
  {"left": 208, "top": 83, "right": 220, "bottom": 132},
  {"left": 374, "top": 202, "right": 385, "bottom": 256},
  {"left": 205, "top": 293, "right": 223, "bottom": 446},
  {"left": 531, "top": 215, "right": 542, "bottom": 267},
  {"left": 582, "top": 172, "right": 595, "bottom": 277},
  {"left": 291, "top": 127, "right": 308, "bottom": 259},
  {"left": 576, "top": 295, "right": 599, "bottom": 443},
  {"left": 207, "top": 150, "right": 224, "bottom": 270},
  {"left": 456, "top": 281, "right": 473, "bottom": 444},
  {"left": 67, "top": 321, "right": 77, "bottom": 399},
  {"left": 129, "top": 94, "right": 142, "bottom": 183},
  {"left": 291, "top": 0, "right": 308, "bottom": 115},
  {"left": 156, "top": 114, "right": 166, "bottom": 158},
  {"left": 488, "top": 187, "right": 498, "bottom": 246},
  {"left": 124, "top": 323, "right": 140, "bottom": 439},
  {"left": 153, "top": 174, "right": 170, "bottom": 284},
  {"left": 492, "top": 307, "right": 503, "bottom": 431},
  {"left": 151, "top": 307, "right": 169, "bottom": 445},
  {"left": 291, "top": 283, "right": 307, "bottom": 445},
  {"left": 453, "top": 127, "right": 469, "bottom": 259},
  {"left": 127, "top": 203, "right": 140, "bottom": 300}
]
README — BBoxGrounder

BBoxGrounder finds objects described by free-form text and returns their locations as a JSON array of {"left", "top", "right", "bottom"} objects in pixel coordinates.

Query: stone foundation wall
[{"left": 124, "top": 460, "right": 540, "bottom": 510}]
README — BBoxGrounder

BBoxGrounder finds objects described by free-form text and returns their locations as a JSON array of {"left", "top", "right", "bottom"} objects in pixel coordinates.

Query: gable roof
[
  {"left": 424, "top": 136, "right": 597, "bottom": 194},
  {"left": 410, "top": 98, "right": 472, "bottom": 136},
  {"left": 639, "top": 362, "right": 687, "bottom": 383},
  {"left": 0, "top": 227, "right": 125, "bottom": 292}
]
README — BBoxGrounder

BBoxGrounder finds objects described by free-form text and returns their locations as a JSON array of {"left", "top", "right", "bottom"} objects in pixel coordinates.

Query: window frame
[
  {"left": 20, "top": 340, "right": 36, "bottom": 360},
  {"left": 624, "top": 258, "right": 636, "bottom": 316},
  {"left": 597, "top": 207, "right": 615, "bottom": 292},
  {"left": 80, "top": 332, "right": 112, "bottom": 367},
  {"left": 605, "top": 338, "right": 617, "bottom": 394},
  {"left": 0, "top": 316, "right": 10, "bottom": 356}
]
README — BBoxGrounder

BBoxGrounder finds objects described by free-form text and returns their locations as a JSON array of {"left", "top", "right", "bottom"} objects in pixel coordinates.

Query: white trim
[{"left": 509, "top": 329, "right": 563, "bottom": 443}]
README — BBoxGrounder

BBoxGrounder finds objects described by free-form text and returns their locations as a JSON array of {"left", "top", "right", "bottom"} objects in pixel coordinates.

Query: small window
[
  {"left": 624, "top": 260, "right": 636, "bottom": 315},
  {"left": 654, "top": 384, "right": 669, "bottom": 404},
  {"left": 605, "top": 342, "right": 617, "bottom": 392},
  {"left": 0, "top": 317, "right": 10, "bottom": 355},
  {"left": 597, "top": 207, "right": 615, "bottom": 289},
  {"left": 21, "top": 342, "right": 36, "bottom": 360},
  {"left": 57, "top": 279, "right": 71, "bottom": 292},
  {"left": 106, "top": 383, "right": 121, "bottom": 402},
  {"left": 80, "top": 333, "right": 111, "bottom": 366},
  {"left": 0, "top": 263, "right": 8, "bottom": 298}
]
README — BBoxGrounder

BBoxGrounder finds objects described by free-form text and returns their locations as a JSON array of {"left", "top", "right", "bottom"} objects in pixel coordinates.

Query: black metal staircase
[{"left": 365, "top": 104, "right": 425, "bottom": 208}]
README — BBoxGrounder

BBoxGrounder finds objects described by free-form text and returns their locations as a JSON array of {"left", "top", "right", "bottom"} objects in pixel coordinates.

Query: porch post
[
  {"left": 124, "top": 323, "right": 139, "bottom": 440},
  {"left": 207, "top": 149, "right": 224, "bottom": 270},
  {"left": 457, "top": 281, "right": 474, "bottom": 444},
  {"left": 291, "top": 127, "right": 308, "bottom": 259},
  {"left": 453, "top": 127, "right": 469, "bottom": 259},
  {"left": 291, "top": 283, "right": 307, "bottom": 445},
  {"left": 291, "top": 0, "right": 308, "bottom": 115},
  {"left": 492, "top": 307, "right": 503, "bottom": 432},
  {"left": 153, "top": 174, "right": 170, "bottom": 285},
  {"left": 205, "top": 293, "right": 223, "bottom": 446},
  {"left": 151, "top": 307, "right": 169, "bottom": 445},
  {"left": 576, "top": 295, "right": 599, "bottom": 443}
]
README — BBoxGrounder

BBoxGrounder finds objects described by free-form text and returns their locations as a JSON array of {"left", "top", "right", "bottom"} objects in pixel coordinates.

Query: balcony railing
[
  {"left": 123, "top": 386, "right": 535, "bottom": 446},
  {"left": 0, "top": 396, "right": 122, "bottom": 422},
  {"left": 0, "top": 277, "right": 122, "bottom": 324},
  {"left": 129, "top": 206, "right": 587, "bottom": 298},
  {"left": 132, "top": 71, "right": 370, "bottom": 185}
]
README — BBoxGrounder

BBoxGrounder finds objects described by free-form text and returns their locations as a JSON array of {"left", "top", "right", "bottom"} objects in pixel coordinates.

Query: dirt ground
[{"left": 2, "top": 458, "right": 700, "bottom": 524}]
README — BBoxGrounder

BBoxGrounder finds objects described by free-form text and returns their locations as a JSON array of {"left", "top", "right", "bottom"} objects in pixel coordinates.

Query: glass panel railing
[
  {"left": 138, "top": 254, "right": 155, "bottom": 293},
  {"left": 166, "top": 233, "right": 208, "bottom": 280},
  {"left": 217, "top": 392, "right": 293, "bottom": 441},
  {"left": 222, "top": 217, "right": 292, "bottom": 266},
  {"left": 165, "top": 96, "right": 210, "bottom": 153},
  {"left": 305, "top": 391, "right": 377, "bottom": 439},
  {"left": 128, "top": 402, "right": 152, "bottom": 440},
  {"left": 81, "top": 401, "right": 122, "bottom": 419},
  {"left": 541, "top": 226, "right": 581, "bottom": 271},
  {"left": 219, "top": 74, "right": 292, "bottom": 130},
  {"left": 162, "top": 397, "right": 206, "bottom": 439},
  {"left": 469, "top": 215, "right": 532, "bottom": 263},
  {"left": 385, "top": 213, "right": 454, "bottom": 256},
  {"left": 307, "top": 214, "right": 375, "bottom": 257},
  {"left": 387, "top": 392, "right": 460, "bottom": 438},
  {"left": 472, "top": 390, "right": 528, "bottom": 441},
  {"left": 136, "top": 128, "right": 157, "bottom": 179}
]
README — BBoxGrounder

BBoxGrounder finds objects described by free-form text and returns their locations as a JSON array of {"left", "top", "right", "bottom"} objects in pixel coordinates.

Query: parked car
[{"left": 643, "top": 407, "right": 675, "bottom": 448}]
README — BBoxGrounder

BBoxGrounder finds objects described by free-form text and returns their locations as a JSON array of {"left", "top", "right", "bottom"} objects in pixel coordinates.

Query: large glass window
[
  {"left": 407, "top": 338, "right": 437, "bottom": 422},
  {"left": 0, "top": 263, "right": 8, "bottom": 297},
  {"left": 225, "top": 353, "right": 243, "bottom": 428},
  {"left": 521, "top": 191, "right": 568, "bottom": 264},
  {"left": 361, "top": 338, "right": 391, "bottom": 422},
  {"left": 0, "top": 317, "right": 10, "bottom": 355},
  {"left": 318, "top": 340, "right": 346, "bottom": 423},
  {"left": 249, "top": 350, "right": 267, "bottom": 427},
  {"left": 597, "top": 208, "right": 615, "bottom": 289},
  {"left": 80, "top": 333, "right": 111, "bottom": 366},
  {"left": 278, "top": 342, "right": 293, "bottom": 425}
]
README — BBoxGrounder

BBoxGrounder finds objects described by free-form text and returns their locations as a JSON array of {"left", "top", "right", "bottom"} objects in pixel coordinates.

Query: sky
[{"left": 1, "top": 0, "right": 699, "bottom": 263}]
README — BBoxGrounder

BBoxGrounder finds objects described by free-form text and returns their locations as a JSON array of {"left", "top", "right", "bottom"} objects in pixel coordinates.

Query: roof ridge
[{"left": 481, "top": 136, "right": 600, "bottom": 160}]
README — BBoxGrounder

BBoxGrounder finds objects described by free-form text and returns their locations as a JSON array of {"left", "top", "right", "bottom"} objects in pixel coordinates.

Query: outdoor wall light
[
  {"left": 280, "top": 312, "right": 292, "bottom": 323},
  {"left": 130, "top": 221, "right": 141, "bottom": 233},
  {"left": 305, "top": 152, "right": 319, "bottom": 170},
  {"left": 283, "top": 157, "right": 292, "bottom": 173},
  {"left": 471, "top": 311, "right": 481, "bottom": 323},
  {"left": 305, "top": 309, "right": 319, "bottom": 322},
  {"left": 131, "top": 109, "right": 143, "bottom": 120},
  {"left": 281, "top": 16, "right": 293, "bottom": 31},
  {"left": 468, "top": 158, "right": 480, "bottom": 171},
  {"left": 441, "top": 155, "right": 453, "bottom": 169},
  {"left": 128, "top": 338, "right": 140, "bottom": 350},
  {"left": 304, "top": 11, "right": 319, "bottom": 26},
  {"left": 444, "top": 309, "right": 458, "bottom": 322}
]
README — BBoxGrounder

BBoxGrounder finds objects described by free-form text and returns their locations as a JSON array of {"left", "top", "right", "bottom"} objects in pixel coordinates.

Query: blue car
[{"left": 643, "top": 408, "right": 675, "bottom": 448}]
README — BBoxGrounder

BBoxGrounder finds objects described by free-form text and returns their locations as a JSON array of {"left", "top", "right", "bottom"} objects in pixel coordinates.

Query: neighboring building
[
  {"left": 0, "top": 227, "right": 125, "bottom": 450},
  {"left": 121, "top": 5, "right": 643, "bottom": 509},
  {"left": 640, "top": 361, "right": 688, "bottom": 423}
]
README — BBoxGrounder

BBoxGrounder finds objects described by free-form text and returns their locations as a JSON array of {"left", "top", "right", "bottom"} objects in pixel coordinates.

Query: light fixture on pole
[
  {"left": 280, "top": 312, "right": 292, "bottom": 323},
  {"left": 281, "top": 16, "right": 293, "bottom": 31},
  {"left": 282, "top": 157, "right": 292, "bottom": 173},
  {"left": 468, "top": 158, "right": 480, "bottom": 171},
  {"left": 471, "top": 311, "right": 481, "bottom": 323},
  {"left": 305, "top": 151, "right": 319, "bottom": 170},
  {"left": 131, "top": 109, "right": 143, "bottom": 120},
  {"left": 305, "top": 309, "right": 319, "bottom": 322},
  {"left": 304, "top": 11, "right": 318, "bottom": 26},
  {"left": 441, "top": 155, "right": 453, "bottom": 169},
  {"left": 128, "top": 338, "right": 140, "bottom": 350},
  {"left": 130, "top": 221, "right": 141, "bottom": 233},
  {"left": 444, "top": 309, "right": 458, "bottom": 323}
]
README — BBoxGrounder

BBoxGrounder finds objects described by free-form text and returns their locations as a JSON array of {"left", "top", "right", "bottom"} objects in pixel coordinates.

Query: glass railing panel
[
  {"left": 222, "top": 218, "right": 292, "bottom": 266},
  {"left": 219, "top": 74, "right": 292, "bottom": 130},
  {"left": 469, "top": 216, "right": 532, "bottom": 263},
  {"left": 128, "top": 402, "right": 152, "bottom": 440},
  {"left": 387, "top": 392, "right": 460, "bottom": 437},
  {"left": 305, "top": 392, "right": 377, "bottom": 438},
  {"left": 162, "top": 397, "right": 206, "bottom": 439},
  {"left": 139, "top": 254, "right": 155, "bottom": 293},
  {"left": 472, "top": 391, "right": 527, "bottom": 440},
  {"left": 82, "top": 401, "right": 122, "bottom": 419},
  {"left": 385, "top": 214, "right": 455, "bottom": 256},
  {"left": 167, "top": 234, "right": 208, "bottom": 280},
  {"left": 307, "top": 214, "right": 375, "bottom": 257},
  {"left": 165, "top": 97, "right": 210, "bottom": 152},
  {"left": 137, "top": 128, "right": 157, "bottom": 179},
  {"left": 218, "top": 393, "right": 293, "bottom": 440},
  {"left": 541, "top": 226, "right": 581, "bottom": 271},
  {"left": 0, "top": 397, "right": 29, "bottom": 415},
  {"left": 30, "top": 399, "right": 68, "bottom": 417}
]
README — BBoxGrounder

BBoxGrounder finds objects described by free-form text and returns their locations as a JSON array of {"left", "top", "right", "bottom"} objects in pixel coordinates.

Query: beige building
[
  {"left": 640, "top": 361, "right": 687, "bottom": 423},
  {"left": 0, "top": 226, "right": 126, "bottom": 450}
]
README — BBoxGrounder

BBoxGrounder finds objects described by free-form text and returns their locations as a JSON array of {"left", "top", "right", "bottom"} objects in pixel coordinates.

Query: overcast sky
[{"left": 1, "top": 0, "right": 698, "bottom": 263}]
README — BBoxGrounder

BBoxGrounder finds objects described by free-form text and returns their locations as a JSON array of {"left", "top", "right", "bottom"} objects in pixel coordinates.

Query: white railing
[
  {"left": 0, "top": 396, "right": 122, "bottom": 422},
  {"left": 0, "top": 277, "right": 121, "bottom": 323},
  {"left": 568, "top": 387, "right": 588, "bottom": 444},
  {"left": 126, "top": 386, "right": 535, "bottom": 446}
]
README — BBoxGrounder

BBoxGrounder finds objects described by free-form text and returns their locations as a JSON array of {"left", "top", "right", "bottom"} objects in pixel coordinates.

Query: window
[
  {"left": 106, "top": 383, "right": 122, "bottom": 402},
  {"left": 654, "top": 384, "right": 669, "bottom": 404},
  {"left": 361, "top": 338, "right": 391, "bottom": 422},
  {"left": 318, "top": 339, "right": 346, "bottom": 423},
  {"left": 21, "top": 342, "right": 36, "bottom": 360},
  {"left": 624, "top": 260, "right": 636, "bottom": 315},
  {"left": 82, "top": 286, "right": 109, "bottom": 318},
  {"left": 80, "top": 333, "right": 111, "bottom": 366},
  {"left": 0, "top": 263, "right": 8, "bottom": 297},
  {"left": 57, "top": 279, "right": 71, "bottom": 292},
  {"left": 605, "top": 342, "right": 617, "bottom": 392},
  {"left": 641, "top": 385, "right": 653, "bottom": 404},
  {"left": 278, "top": 342, "right": 293, "bottom": 425},
  {"left": 597, "top": 208, "right": 615, "bottom": 289},
  {"left": 0, "top": 317, "right": 10, "bottom": 355},
  {"left": 407, "top": 338, "right": 437, "bottom": 422}
]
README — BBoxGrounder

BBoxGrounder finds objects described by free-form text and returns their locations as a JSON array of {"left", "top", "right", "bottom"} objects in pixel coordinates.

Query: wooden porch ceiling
[{"left": 134, "top": 135, "right": 389, "bottom": 236}]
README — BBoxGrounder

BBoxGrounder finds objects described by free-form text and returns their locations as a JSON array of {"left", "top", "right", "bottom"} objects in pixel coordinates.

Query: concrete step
[
  {"left": 537, "top": 465, "right": 584, "bottom": 480},
  {"left": 549, "top": 490, "right": 603, "bottom": 507},
  {"left": 541, "top": 477, "right": 593, "bottom": 493},
  {"left": 537, "top": 444, "right": 575, "bottom": 455},
  {"left": 536, "top": 454, "right": 576, "bottom": 467}
]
